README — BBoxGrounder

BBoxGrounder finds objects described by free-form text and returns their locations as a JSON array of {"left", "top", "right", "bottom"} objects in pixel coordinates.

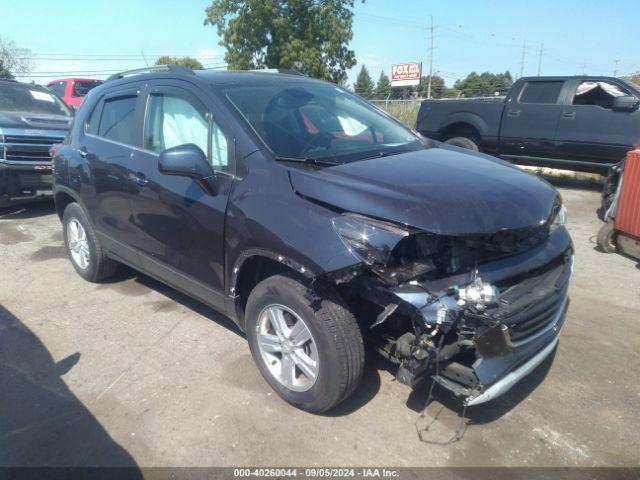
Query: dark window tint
[
  {"left": 85, "top": 101, "right": 102, "bottom": 134},
  {"left": 98, "top": 96, "right": 136, "bottom": 144},
  {"left": 48, "top": 82, "right": 66, "bottom": 98},
  {"left": 0, "top": 84, "right": 71, "bottom": 116},
  {"left": 519, "top": 81, "right": 564, "bottom": 104},
  {"left": 73, "top": 81, "right": 102, "bottom": 97}
]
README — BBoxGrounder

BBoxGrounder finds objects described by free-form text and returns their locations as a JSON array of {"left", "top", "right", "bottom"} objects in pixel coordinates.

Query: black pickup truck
[
  {"left": 417, "top": 76, "right": 640, "bottom": 172},
  {"left": 0, "top": 79, "right": 71, "bottom": 209}
]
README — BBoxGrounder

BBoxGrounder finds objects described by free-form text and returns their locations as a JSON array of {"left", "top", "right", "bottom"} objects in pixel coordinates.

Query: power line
[
  {"left": 426, "top": 16, "right": 435, "bottom": 99},
  {"left": 537, "top": 44, "right": 544, "bottom": 76},
  {"left": 519, "top": 40, "right": 527, "bottom": 78}
]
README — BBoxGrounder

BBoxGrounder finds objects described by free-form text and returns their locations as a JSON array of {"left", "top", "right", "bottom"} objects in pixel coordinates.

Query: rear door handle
[
  {"left": 562, "top": 111, "right": 576, "bottom": 119},
  {"left": 507, "top": 109, "right": 521, "bottom": 117},
  {"left": 129, "top": 172, "right": 148, "bottom": 186}
]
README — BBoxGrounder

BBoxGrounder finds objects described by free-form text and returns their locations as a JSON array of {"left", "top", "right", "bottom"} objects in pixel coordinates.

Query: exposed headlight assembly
[
  {"left": 331, "top": 214, "right": 409, "bottom": 266},
  {"left": 552, "top": 203, "right": 567, "bottom": 227}
]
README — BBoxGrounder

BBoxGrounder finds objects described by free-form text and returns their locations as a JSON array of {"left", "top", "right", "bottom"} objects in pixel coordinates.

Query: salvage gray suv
[{"left": 53, "top": 66, "right": 573, "bottom": 412}]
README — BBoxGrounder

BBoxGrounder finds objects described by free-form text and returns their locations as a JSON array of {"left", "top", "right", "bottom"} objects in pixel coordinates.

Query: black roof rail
[
  {"left": 250, "top": 68, "right": 307, "bottom": 77},
  {"left": 106, "top": 64, "right": 195, "bottom": 82}
]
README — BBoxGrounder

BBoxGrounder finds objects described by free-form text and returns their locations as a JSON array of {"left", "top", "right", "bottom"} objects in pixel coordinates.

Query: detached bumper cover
[{"left": 465, "top": 295, "right": 568, "bottom": 406}]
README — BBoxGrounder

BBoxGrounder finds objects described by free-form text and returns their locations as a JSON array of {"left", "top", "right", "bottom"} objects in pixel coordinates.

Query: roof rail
[
  {"left": 106, "top": 64, "right": 195, "bottom": 82},
  {"left": 250, "top": 68, "right": 307, "bottom": 77}
]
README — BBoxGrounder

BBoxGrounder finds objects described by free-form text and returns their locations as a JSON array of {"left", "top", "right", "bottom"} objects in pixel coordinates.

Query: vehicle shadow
[
  {"left": 0, "top": 304, "right": 142, "bottom": 472},
  {"left": 406, "top": 346, "right": 556, "bottom": 425},
  {"left": 0, "top": 200, "right": 56, "bottom": 220},
  {"left": 101, "top": 265, "right": 244, "bottom": 339}
]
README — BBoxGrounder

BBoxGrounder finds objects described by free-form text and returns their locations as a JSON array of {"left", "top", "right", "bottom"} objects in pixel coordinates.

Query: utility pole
[
  {"left": 427, "top": 16, "right": 434, "bottom": 99},
  {"left": 519, "top": 40, "right": 527, "bottom": 78},
  {"left": 537, "top": 44, "right": 544, "bottom": 76},
  {"left": 613, "top": 59, "right": 620, "bottom": 77}
]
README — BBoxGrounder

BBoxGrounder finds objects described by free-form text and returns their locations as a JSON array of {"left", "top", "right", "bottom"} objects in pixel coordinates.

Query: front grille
[
  {"left": 1, "top": 134, "right": 65, "bottom": 163},
  {"left": 463, "top": 223, "right": 551, "bottom": 255},
  {"left": 496, "top": 252, "right": 571, "bottom": 343}
]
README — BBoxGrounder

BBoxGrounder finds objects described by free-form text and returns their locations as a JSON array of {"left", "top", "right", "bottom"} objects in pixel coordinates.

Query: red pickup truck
[{"left": 46, "top": 78, "right": 103, "bottom": 109}]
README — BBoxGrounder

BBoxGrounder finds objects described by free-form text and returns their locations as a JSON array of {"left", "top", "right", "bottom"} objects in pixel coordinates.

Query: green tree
[
  {"left": 155, "top": 55, "right": 204, "bottom": 70},
  {"left": 454, "top": 71, "right": 513, "bottom": 97},
  {"left": 354, "top": 65, "right": 374, "bottom": 98},
  {"left": 373, "top": 71, "right": 391, "bottom": 99},
  {"left": 204, "top": 0, "right": 359, "bottom": 84},
  {"left": 417, "top": 75, "right": 449, "bottom": 99},
  {"left": 0, "top": 37, "right": 33, "bottom": 79},
  {"left": 0, "top": 59, "right": 13, "bottom": 79}
]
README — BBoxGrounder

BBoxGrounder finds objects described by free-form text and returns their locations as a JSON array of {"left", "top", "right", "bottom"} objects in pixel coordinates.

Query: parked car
[
  {"left": 0, "top": 79, "right": 71, "bottom": 209},
  {"left": 46, "top": 78, "right": 103, "bottom": 109},
  {"left": 417, "top": 76, "right": 640, "bottom": 172},
  {"left": 53, "top": 66, "right": 573, "bottom": 412}
]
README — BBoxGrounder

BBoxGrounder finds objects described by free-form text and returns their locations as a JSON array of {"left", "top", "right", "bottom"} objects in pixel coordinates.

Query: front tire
[
  {"left": 597, "top": 220, "right": 617, "bottom": 253},
  {"left": 62, "top": 202, "right": 117, "bottom": 282},
  {"left": 245, "top": 274, "right": 364, "bottom": 413},
  {"left": 444, "top": 136, "right": 479, "bottom": 151}
]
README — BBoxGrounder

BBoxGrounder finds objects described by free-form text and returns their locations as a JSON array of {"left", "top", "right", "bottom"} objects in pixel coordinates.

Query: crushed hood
[{"left": 289, "top": 147, "right": 558, "bottom": 236}]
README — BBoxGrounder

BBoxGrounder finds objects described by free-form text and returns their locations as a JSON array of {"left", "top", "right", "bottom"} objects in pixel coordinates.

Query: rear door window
[
  {"left": 98, "top": 96, "right": 137, "bottom": 144},
  {"left": 519, "top": 81, "right": 564, "bottom": 104}
]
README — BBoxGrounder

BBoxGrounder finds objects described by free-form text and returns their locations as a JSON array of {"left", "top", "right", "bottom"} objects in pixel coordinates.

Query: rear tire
[
  {"left": 245, "top": 273, "right": 364, "bottom": 413},
  {"left": 444, "top": 136, "right": 479, "bottom": 151},
  {"left": 597, "top": 220, "right": 617, "bottom": 253},
  {"left": 62, "top": 202, "right": 118, "bottom": 282}
]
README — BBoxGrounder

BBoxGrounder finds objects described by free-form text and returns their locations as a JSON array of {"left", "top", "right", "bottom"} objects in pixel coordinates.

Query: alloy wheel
[{"left": 256, "top": 304, "right": 319, "bottom": 392}]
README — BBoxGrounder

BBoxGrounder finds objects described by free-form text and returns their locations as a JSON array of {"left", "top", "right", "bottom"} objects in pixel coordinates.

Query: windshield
[
  {"left": 73, "top": 80, "right": 102, "bottom": 97},
  {"left": 222, "top": 82, "right": 423, "bottom": 163},
  {"left": 0, "top": 84, "right": 71, "bottom": 116}
]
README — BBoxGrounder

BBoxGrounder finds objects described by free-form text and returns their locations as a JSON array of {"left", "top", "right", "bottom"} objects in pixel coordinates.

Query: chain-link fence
[{"left": 369, "top": 99, "right": 423, "bottom": 128}]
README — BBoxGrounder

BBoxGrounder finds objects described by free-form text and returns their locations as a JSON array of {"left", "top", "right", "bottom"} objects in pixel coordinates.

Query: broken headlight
[
  {"left": 552, "top": 203, "right": 567, "bottom": 227},
  {"left": 331, "top": 214, "right": 409, "bottom": 266}
]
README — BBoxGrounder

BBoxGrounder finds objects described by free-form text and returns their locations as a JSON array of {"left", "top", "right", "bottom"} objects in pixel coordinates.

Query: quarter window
[
  {"left": 48, "top": 81, "right": 66, "bottom": 98},
  {"left": 144, "top": 92, "right": 228, "bottom": 171},
  {"left": 519, "top": 81, "right": 564, "bottom": 104},
  {"left": 98, "top": 96, "right": 137, "bottom": 144}
]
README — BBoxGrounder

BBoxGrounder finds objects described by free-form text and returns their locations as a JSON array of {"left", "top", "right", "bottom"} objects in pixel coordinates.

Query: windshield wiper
[
  {"left": 357, "top": 148, "right": 414, "bottom": 161},
  {"left": 273, "top": 155, "right": 340, "bottom": 166}
]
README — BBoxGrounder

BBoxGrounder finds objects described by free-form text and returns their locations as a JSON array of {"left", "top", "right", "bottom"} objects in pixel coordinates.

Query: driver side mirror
[
  {"left": 158, "top": 143, "right": 218, "bottom": 195},
  {"left": 612, "top": 95, "right": 640, "bottom": 112}
]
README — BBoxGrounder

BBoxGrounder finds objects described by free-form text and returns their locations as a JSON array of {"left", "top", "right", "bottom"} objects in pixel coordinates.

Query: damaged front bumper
[{"left": 349, "top": 226, "right": 574, "bottom": 407}]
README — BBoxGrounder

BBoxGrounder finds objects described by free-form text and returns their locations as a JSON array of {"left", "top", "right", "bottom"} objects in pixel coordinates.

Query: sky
[{"left": 2, "top": 0, "right": 640, "bottom": 86}]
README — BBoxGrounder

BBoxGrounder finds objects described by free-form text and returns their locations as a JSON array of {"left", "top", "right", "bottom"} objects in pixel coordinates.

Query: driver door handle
[
  {"left": 129, "top": 172, "right": 148, "bottom": 186},
  {"left": 507, "top": 109, "right": 521, "bottom": 117},
  {"left": 562, "top": 111, "right": 576, "bottom": 119}
]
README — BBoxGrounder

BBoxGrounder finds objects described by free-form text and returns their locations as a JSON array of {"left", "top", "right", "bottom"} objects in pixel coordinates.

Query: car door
[
  {"left": 499, "top": 80, "right": 566, "bottom": 158},
  {"left": 81, "top": 86, "right": 144, "bottom": 266},
  {"left": 128, "top": 81, "right": 234, "bottom": 308},
  {"left": 554, "top": 79, "right": 640, "bottom": 165}
]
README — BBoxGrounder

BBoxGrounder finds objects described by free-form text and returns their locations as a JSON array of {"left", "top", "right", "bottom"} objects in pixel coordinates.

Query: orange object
[{"left": 615, "top": 149, "right": 640, "bottom": 238}]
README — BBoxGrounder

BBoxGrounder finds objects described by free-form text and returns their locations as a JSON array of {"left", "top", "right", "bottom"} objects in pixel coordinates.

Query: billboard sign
[{"left": 391, "top": 62, "right": 422, "bottom": 87}]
